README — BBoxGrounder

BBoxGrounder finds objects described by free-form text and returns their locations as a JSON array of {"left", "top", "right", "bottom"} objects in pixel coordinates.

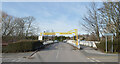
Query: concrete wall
[
  {"left": 67, "top": 40, "right": 80, "bottom": 49},
  {"left": 79, "top": 41, "right": 100, "bottom": 48},
  {"left": 43, "top": 40, "right": 54, "bottom": 45},
  {"left": 67, "top": 40, "right": 100, "bottom": 48}
]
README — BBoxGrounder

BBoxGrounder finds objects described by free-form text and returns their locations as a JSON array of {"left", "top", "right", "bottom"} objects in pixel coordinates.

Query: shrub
[
  {"left": 2, "top": 40, "right": 43, "bottom": 53},
  {"left": 96, "top": 39, "right": 119, "bottom": 53}
]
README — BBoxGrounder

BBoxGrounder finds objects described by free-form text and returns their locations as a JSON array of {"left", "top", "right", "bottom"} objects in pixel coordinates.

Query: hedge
[
  {"left": 96, "top": 39, "right": 119, "bottom": 53},
  {"left": 2, "top": 40, "right": 43, "bottom": 53}
]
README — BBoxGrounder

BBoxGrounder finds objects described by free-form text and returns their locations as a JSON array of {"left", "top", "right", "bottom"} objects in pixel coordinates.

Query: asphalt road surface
[{"left": 2, "top": 42, "right": 118, "bottom": 62}]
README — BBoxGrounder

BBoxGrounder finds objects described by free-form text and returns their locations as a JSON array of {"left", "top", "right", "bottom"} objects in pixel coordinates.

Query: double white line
[
  {"left": 87, "top": 57, "right": 100, "bottom": 62},
  {"left": 12, "top": 58, "right": 21, "bottom": 62}
]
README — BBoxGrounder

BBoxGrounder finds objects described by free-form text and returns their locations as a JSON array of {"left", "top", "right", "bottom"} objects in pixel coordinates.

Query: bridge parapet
[{"left": 80, "top": 41, "right": 100, "bottom": 48}]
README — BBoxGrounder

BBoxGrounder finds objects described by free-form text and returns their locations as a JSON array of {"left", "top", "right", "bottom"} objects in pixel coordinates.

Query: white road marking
[
  {"left": 60, "top": 47, "right": 62, "bottom": 50},
  {"left": 16, "top": 58, "right": 22, "bottom": 62},
  {"left": 90, "top": 60, "right": 95, "bottom": 62},
  {"left": 87, "top": 57, "right": 100, "bottom": 62},
  {"left": 87, "top": 58, "right": 95, "bottom": 62},
  {"left": 3, "top": 58, "right": 22, "bottom": 62},
  {"left": 91, "top": 58, "right": 95, "bottom": 60},
  {"left": 56, "top": 52, "right": 59, "bottom": 58},
  {"left": 56, "top": 44, "right": 60, "bottom": 59},
  {"left": 53, "top": 44, "right": 56, "bottom": 47},
  {"left": 55, "top": 46, "right": 58, "bottom": 48},
  {"left": 12, "top": 59, "right": 16, "bottom": 62},
  {"left": 87, "top": 58, "right": 90, "bottom": 59},
  {"left": 16, "top": 59, "right": 21, "bottom": 62},
  {"left": 91, "top": 58, "right": 101, "bottom": 62},
  {"left": 96, "top": 60, "right": 100, "bottom": 62}
]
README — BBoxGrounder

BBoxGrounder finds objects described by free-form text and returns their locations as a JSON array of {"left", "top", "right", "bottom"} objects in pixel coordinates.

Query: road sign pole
[
  {"left": 111, "top": 36, "right": 113, "bottom": 53},
  {"left": 104, "top": 33, "right": 114, "bottom": 53},
  {"left": 106, "top": 36, "right": 107, "bottom": 53}
]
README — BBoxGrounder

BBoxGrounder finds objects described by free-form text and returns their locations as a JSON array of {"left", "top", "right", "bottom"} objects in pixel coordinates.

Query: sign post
[
  {"left": 104, "top": 33, "right": 113, "bottom": 53},
  {"left": 105, "top": 36, "right": 107, "bottom": 53}
]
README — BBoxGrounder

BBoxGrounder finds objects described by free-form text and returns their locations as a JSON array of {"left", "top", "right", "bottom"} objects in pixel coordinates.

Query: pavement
[
  {"left": 2, "top": 42, "right": 118, "bottom": 62},
  {"left": 2, "top": 52, "right": 32, "bottom": 62}
]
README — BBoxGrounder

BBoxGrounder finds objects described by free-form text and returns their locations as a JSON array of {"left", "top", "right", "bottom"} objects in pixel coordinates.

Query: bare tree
[
  {"left": 98, "top": 2, "right": 119, "bottom": 38},
  {"left": 2, "top": 12, "right": 36, "bottom": 43},
  {"left": 2, "top": 12, "right": 17, "bottom": 42},
  {"left": 23, "top": 16, "right": 35, "bottom": 37},
  {"left": 82, "top": 2, "right": 100, "bottom": 41}
]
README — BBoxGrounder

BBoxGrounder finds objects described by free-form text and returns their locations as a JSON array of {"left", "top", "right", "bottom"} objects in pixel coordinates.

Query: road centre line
[
  {"left": 56, "top": 50, "right": 59, "bottom": 59},
  {"left": 56, "top": 43, "right": 60, "bottom": 59}
]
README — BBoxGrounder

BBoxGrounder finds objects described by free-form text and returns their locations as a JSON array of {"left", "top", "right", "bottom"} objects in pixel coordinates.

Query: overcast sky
[{"left": 2, "top": 2, "right": 102, "bottom": 35}]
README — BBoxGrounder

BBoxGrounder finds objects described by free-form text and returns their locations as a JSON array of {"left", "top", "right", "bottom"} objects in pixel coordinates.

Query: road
[{"left": 2, "top": 42, "right": 118, "bottom": 62}]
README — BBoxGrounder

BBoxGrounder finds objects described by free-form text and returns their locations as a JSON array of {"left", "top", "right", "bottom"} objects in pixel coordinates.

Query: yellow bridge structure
[{"left": 40, "top": 29, "right": 79, "bottom": 46}]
